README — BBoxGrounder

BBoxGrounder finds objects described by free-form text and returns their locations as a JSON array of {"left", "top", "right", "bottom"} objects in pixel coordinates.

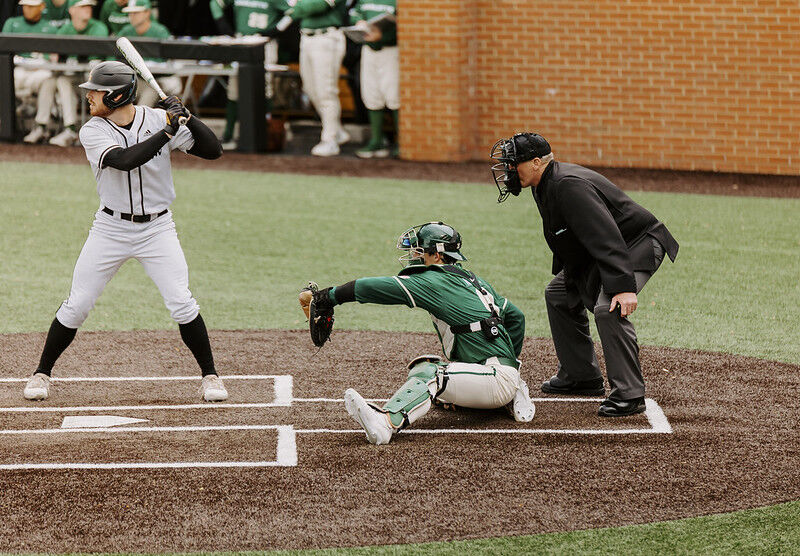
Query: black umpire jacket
[{"left": 533, "top": 161, "right": 679, "bottom": 309}]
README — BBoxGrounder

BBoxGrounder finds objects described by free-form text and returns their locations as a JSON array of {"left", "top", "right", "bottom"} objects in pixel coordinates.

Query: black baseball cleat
[
  {"left": 541, "top": 375, "right": 605, "bottom": 396},
  {"left": 597, "top": 397, "right": 646, "bottom": 417}
]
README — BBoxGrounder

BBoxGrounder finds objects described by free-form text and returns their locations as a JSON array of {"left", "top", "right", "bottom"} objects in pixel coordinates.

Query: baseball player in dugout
[
  {"left": 23, "top": 0, "right": 109, "bottom": 147},
  {"left": 299, "top": 222, "right": 536, "bottom": 445},
  {"left": 99, "top": 0, "right": 131, "bottom": 35},
  {"left": 210, "top": 0, "right": 290, "bottom": 149},
  {"left": 23, "top": 61, "right": 227, "bottom": 403},
  {"left": 491, "top": 133, "right": 679, "bottom": 417},
  {"left": 117, "top": 0, "right": 183, "bottom": 106},
  {"left": 349, "top": 0, "right": 398, "bottom": 159},
  {"left": 286, "top": 0, "right": 350, "bottom": 157}
]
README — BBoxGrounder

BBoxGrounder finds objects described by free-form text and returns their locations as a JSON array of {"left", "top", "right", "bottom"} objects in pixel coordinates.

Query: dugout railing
[{"left": 0, "top": 35, "right": 266, "bottom": 152}]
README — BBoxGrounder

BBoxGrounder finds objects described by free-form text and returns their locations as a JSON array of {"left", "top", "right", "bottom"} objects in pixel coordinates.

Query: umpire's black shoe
[
  {"left": 597, "top": 397, "right": 646, "bottom": 417},
  {"left": 541, "top": 375, "right": 605, "bottom": 396}
]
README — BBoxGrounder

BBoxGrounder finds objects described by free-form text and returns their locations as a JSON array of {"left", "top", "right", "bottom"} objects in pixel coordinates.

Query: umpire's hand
[{"left": 610, "top": 292, "right": 638, "bottom": 317}]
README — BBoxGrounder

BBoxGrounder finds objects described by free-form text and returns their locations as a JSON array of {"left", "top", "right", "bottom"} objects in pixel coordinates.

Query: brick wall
[{"left": 398, "top": 1, "right": 800, "bottom": 175}]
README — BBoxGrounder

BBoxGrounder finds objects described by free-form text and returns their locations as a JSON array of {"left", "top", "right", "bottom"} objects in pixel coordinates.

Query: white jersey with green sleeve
[{"left": 330, "top": 264, "right": 525, "bottom": 364}]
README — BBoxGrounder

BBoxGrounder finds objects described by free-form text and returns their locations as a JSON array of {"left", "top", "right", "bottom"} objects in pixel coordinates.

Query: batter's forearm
[
  {"left": 102, "top": 131, "right": 171, "bottom": 171},
  {"left": 186, "top": 117, "right": 223, "bottom": 160}
]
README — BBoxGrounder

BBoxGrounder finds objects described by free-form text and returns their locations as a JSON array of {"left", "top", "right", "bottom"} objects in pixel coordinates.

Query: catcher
[{"left": 299, "top": 221, "right": 535, "bottom": 445}]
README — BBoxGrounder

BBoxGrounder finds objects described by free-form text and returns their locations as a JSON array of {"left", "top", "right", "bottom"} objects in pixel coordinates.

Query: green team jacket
[
  {"left": 99, "top": 0, "right": 132, "bottom": 36},
  {"left": 57, "top": 19, "right": 109, "bottom": 61},
  {"left": 209, "top": 0, "right": 289, "bottom": 35},
  {"left": 2, "top": 16, "right": 59, "bottom": 57},
  {"left": 118, "top": 21, "right": 171, "bottom": 61},
  {"left": 287, "top": 0, "right": 348, "bottom": 31},
  {"left": 349, "top": 0, "right": 396, "bottom": 50},
  {"left": 42, "top": 0, "right": 68, "bottom": 29},
  {"left": 328, "top": 264, "right": 525, "bottom": 365}
]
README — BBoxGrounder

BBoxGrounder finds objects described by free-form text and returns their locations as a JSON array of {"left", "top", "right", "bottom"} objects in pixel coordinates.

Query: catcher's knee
[{"left": 382, "top": 363, "right": 442, "bottom": 429}]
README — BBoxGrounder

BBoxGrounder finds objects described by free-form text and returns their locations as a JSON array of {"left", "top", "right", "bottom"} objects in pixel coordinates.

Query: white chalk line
[
  {"left": 0, "top": 425, "right": 297, "bottom": 470},
  {"left": 293, "top": 397, "right": 606, "bottom": 403},
  {"left": 0, "top": 402, "right": 290, "bottom": 413},
  {"left": 0, "top": 375, "right": 285, "bottom": 382},
  {"left": 0, "top": 374, "right": 294, "bottom": 412}
]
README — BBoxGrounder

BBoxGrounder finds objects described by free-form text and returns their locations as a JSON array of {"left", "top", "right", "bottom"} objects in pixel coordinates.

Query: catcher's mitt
[{"left": 299, "top": 282, "right": 334, "bottom": 347}]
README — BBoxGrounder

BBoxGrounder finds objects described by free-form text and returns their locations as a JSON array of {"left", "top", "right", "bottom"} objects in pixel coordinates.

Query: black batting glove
[
  {"left": 163, "top": 105, "right": 185, "bottom": 136},
  {"left": 157, "top": 95, "right": 190, "bottom": 117}
]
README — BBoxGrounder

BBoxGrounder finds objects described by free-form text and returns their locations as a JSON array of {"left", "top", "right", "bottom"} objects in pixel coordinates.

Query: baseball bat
[{"left": 115, "top": 37, "right": 187, "bottom": 124}]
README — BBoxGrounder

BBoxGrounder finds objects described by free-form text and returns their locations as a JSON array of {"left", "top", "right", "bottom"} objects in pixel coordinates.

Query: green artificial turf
[{"left": 1, "top": 161, "right": 798, "bottom": 364}]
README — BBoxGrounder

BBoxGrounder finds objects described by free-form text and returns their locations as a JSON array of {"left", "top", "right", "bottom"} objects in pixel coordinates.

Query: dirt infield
[
  {"left": 2, "top": 143, "right": 798, "bottom": 197},
  {"left": 0, "top": 329, "right": 798, "bottom": 552}
]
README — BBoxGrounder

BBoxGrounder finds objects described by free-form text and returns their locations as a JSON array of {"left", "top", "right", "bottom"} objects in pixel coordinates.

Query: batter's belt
[{"left": 103, "top": 206, "right": 168, "bottom": 223}]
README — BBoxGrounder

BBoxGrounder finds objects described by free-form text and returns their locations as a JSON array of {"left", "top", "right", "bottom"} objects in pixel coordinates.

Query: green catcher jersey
[
  {"left": 99, "top": 0, "right": 132, "bottom": 35},
  {"left": 330, "top": 264, "right": 525, "bottom": 364},
  {"left": 349, "top": 0, "right": 396, "bottom": 50},
  {"left": 209, "top": 0, "right": 289, "bottom": 35},
  {"left": 287, "top": 0, "right": 347, "bottom": 31},
  {"left": 2, "top": 16, "right": 59, "bottom": 56}
]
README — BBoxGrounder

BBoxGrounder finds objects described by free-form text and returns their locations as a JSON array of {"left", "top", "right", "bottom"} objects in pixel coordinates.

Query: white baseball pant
[
  {"left": 299, "top": 29, "right": 346, "bottom": 144},
  {"left": 436, "top": 357, "right": 521, "bottom": 409},
  {"left": 35, "top": 74, "right": 79, "bottom": 127},
  {"left": 360, "top": 45, "right": 399, "bottom": 111},
  {"left": 56, "top": 209, "right": 200, "bottom": 329}
]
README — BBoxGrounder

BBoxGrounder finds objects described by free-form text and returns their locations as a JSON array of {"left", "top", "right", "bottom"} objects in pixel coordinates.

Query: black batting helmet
[{"left": 79, "top": 61, "right": 137, "bottom": 109}]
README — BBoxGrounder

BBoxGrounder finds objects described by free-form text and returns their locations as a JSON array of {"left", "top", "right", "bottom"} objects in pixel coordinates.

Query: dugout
[{"left": 0, "top": 35, "right": 267, "bottom": 152}]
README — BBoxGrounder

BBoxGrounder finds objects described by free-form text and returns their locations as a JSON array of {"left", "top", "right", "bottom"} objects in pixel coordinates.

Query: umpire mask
[
  {"left": 490, "top": 133, "right": 552, "bottom": 202},
  {"left": 490, "top": 138, "right": 522, "bottom": 203}
]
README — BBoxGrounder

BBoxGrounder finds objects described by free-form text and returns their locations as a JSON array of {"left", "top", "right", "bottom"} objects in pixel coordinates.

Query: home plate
[{"left": 61, "top": 415, "right": 150, "bottom": 429}]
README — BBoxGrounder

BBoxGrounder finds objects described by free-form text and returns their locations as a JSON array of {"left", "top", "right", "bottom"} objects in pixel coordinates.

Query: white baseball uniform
[{"left": 56, "top": 106, "right": 199, "bottom": 329}]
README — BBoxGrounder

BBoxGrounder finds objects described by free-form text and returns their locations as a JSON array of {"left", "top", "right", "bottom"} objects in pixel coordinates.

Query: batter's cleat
[
  {"left": 598, "top": 397, "right": 646, "bottom": 417},
  {"left": 24, "top": 373, "right": 50, "bottom": 401},
  {"left": 344, "top": 388, "right": 393, "bottom": 445},
  {"left": 49, "top": 128, "right": 78, "bottom": 147},
  {"left": 23, "top": 126, "right": 46, "bottom": 144},
  {"left": 541, "top": 375, "right": 605, "bottom": 396},
  {"left": 311, "top": 140, "right": 340, "bottom": 157},
  {"left": 335, "top": 128, "right": 351, "bottom": 145},
  {"left": 201, "top": 374, "right": 229, "bottom": 402},
  {"left": 355, "top": 142, "right": 390, "bottom": 159},
  {"left": 506, "top": 380, "right": 535, "bottom": 422}
]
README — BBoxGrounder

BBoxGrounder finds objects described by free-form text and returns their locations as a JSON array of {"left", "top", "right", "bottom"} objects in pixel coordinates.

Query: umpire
[{"left": 490, "top": 132, "right": 679, "bottom": 417}]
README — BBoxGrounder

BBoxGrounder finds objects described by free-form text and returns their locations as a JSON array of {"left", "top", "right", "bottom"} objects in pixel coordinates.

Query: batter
[{"left": 23, "top": 61, "right": 228, "bottom": 403}]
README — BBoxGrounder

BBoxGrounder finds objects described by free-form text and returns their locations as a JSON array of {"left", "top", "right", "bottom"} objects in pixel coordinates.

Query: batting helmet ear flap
[{"left": 102, "top": 72, "right": 137, "bottom": 109}]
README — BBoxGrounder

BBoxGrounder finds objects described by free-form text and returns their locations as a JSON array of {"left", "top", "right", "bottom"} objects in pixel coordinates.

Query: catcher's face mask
[
  {"left": 490, "top": 138, "right": 522, "bottom": 203},
  {"left": 397, "top": 226, "right": 426, "bottom": 265}
]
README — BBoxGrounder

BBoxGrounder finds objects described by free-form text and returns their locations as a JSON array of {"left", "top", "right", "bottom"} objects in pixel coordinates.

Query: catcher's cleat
[
  {"left": 24, "top": 373, "right": 50, "bottom": 401},
  {"left": 344, "top": 388, "right": 393, "bottom": 445},
  {"left": 506, "top": 379, "right": 535, "bottom": 423},
  {"left": 201, "top": 374, "right": 229, "bottom": 402}
]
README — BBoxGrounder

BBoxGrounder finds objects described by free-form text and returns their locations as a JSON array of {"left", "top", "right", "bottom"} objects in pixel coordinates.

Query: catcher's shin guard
[{"left": 381, "top": 361, "right": 441, "bottom": 429}]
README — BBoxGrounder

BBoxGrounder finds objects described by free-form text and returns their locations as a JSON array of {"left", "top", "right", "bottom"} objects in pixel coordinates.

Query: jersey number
[{"left": 248, "top": 12, "right": 268, "bottom": 29}]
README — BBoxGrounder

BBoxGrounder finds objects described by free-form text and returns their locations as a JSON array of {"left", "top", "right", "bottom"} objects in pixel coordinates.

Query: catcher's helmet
[
  {"left": 79, "top": 61, "right": 137, "bottom": 109},
  {"left": 397, "top": 222, "right": 466, "bottom": 264},
  {"left": 490, "top": 132, "right": 551, "bottom": 203}
]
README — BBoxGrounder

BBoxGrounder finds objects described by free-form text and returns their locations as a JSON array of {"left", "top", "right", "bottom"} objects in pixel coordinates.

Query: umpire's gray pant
[{"left": 544, "top": 239, "right": 665, "bottom": 401}]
